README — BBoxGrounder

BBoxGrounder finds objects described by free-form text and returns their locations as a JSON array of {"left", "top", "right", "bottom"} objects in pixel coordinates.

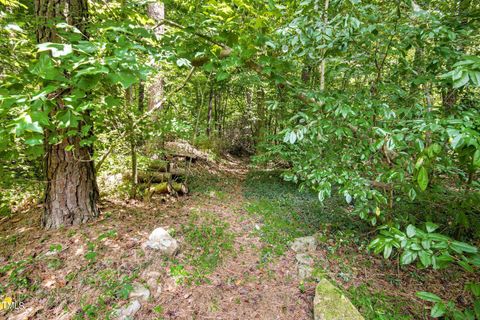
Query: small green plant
[
  {"left": 77, "top": 268, "right": 137, "bottom": 319},
  {"left": 84, "top": 242, "right": 97, "bottom": 264},
  {"left": 417, "top": 282, "right": 480, "bottom": 319},
  {"left": 348, "top": 284, "right": 412, "bottom": 319},
  {"left": 179, "top": 212, "right": 234, "bottom": 282},
  {"left": 49, "top": 243, "right": 63, "bottom": 253},
  {"left": 152, "top": 305, "right": 164, "bottom": 314},
  {"left": 369, "top": 222, "right": 479, "bottom": 270},
  {"left": 0, "top": 257, "right": 35, "bottom": 291}
]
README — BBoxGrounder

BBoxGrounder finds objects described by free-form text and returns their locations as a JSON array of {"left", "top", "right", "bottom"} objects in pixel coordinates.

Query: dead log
[
  {"left": 144, "top": 182, "right": 172, "bottom": 200},
  {"left": 125, "top": 171, "right": 172, "bottom": 183},
  {"left": 148, "top": 159, "right": 169, "bottom": 172},
  {"left": 171, "top": 182, "right": 189, "bottom": 195}
]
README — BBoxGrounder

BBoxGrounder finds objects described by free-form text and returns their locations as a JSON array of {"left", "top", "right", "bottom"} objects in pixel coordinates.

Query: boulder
[
  {"left": 296, "top": 253, "right": 314, "bottom": 265},
  {"left": 298, "top": 264, "right": 313, "bottom": 280},
  {"left": 114, "top": 300, "right": 141, "bottom": 320},
  {"left": 314, "top": 279, "right": 364, "bottom": 320},
  {"left": 291, "top": 236, "right": 317, "bottom": 253},
  {"left": 296, "top": 253, "right": 314, "bottom": 279},
  {"left": 129, "top": 283, "right": 150, "bottom": 301},
  {"left": 143, "top": 227, "right": 179, "bottom": 256}
]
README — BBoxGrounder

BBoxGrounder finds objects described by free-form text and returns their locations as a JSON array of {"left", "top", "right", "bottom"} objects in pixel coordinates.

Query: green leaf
[
  {"left": 30, "top": 54, "right": 64, "bottom": 81},
  {"left": 450, "top": 241, "right": 478, "bottom": 254},
  {"left": 216, "top": 71, "right": 229, "bottom": 81},
  {"left": 383, "top": 244, "right": 393, "bottom": 259},
  {"left": 108, "top": 71, "right": 137, "bottom": 89},
  {"left": 416, "top": 291, "right": 442, "bottom": 303},
  {"left": 418, "top": 251, "right": 432, "bottom": 267},
  {"left": 400, "top": 250, "right": 416, "bottom": 265},
  {"left": 453, "top": 71, "right": 469, "bottom": 88},
  {"left": 474, "top": 300, "right": 480, "bottom": 319},
  {"left": 473, "top": 150, "right": 480, "bottom": 167},
  {"left": 458, "top": 260, "right": 474, "bottom": 272},
  {"left": 417, "top": 166, "right": 428, "bottom": 191},
  {"left": 37, "top": 42, "right": 73, "bottom": 57},
  {"left": 57, "top": 110, "right": 80, "bottom": 128},
  {"left": 431, "top": 302, "right": 446, "bottom": 318},
  {"left": 466, "top": 283, "right": 480, "bottom": 297},
  {"left": 406, "top": 225, "right": 416, "bottom": 238},
  {"left": 425, "top": 222, "right": 438, "bottom": 233},
  {"left": 451, "top": 134, "right": 463, "bottom": 149}
]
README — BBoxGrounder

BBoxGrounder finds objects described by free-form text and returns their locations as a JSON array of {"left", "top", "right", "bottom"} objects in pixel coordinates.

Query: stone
[
  {"left": 129, "top": 283, "right": 150, "bottom": 301},
  {"left": 143, "top": 227, "right": 179, "bottom": 256},
  {"left": 313, "top": 279, "right": 364, "bottom": 320},
  {"left": 291, "top": 236, "right": 317, "bottom": 253},
  {"left": 295, "top": 253, "right": 314, "bottom": 265},
  {"left": 113, "top": 300, "right": 141, "bottom": 320},
  {"left": 298, "top": 264, "right": 313, "bottom": 280}
]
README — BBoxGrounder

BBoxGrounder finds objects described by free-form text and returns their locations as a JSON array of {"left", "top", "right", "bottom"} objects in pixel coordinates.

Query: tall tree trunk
[
  {"left": 36, "top": 0, "right": 99, "bottom": 229},
  {"left": 147, "top": 1, "right": 165, "bottom": 113},
  {"left": 207, "top": 85, "right": 214, "bottom": 137},
  {"left": 126, "top": 86, "right": 138, "bottom": 199}
]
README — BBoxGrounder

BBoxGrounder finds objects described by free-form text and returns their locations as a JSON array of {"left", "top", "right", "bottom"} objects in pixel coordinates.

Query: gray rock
[
  {"left": 314, "top": 279, "right": 364, "bottom": 320},
  {"left": 298, "top": 264, "right": 313, "bottom": 280},
  {"left": 296, "top": 253, "right": 314, "bottom": 266},
  {"left": 296, "top": 253, "right": 314, "bottom": 279},
  {"left": 129, "top": 283, "right": 150, "bottom": 301},
  {"left": 114, "top": 300, "right": 141, "bottom": 320},
  {"left": 143, "top": 227, "right": 179, "bottom": 256},
  {"left": 291, "top": 236, "right": 317, "bottom": 253}
]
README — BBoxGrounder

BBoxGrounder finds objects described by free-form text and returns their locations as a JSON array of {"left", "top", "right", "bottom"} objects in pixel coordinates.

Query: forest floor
[{"left": 0, "top": 157, "right": 477, "bottom": 319}]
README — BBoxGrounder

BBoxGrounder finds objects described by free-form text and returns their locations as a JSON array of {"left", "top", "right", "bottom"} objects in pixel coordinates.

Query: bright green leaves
[
  {"left": 417, "top": 166, "right": 429, "bottom": 191},
  {"left": 14, "top": 114, "right": 43, "bottom": 136},
  {"left": 417, "top": 291, "right": 442, "bottom": 303},
  {"left": 107, "top": 71, "right": 138, "bottom": 89},
  {"left": 37, "top": 43, "right": 73, "bottom": 58},
  {"left": 417, "top": 288, "right": 480, "bottom": 319},
  {"left": 425, "top": 222, "right": 438, "bottom": 233},
  {"left": 441, "top": 56, "right": 480, "bottom": 88},
  {"left": 30, "top": 54, "right": 65, "bottom": 81},
  {"left": 57, "top": 109, "right": 80, "bottom": 129},
  {"left": 370, "top": 223, "right": 479, "bottom": 273},
  {"left": 474, "top": 150, "right": 480, "bottom": 168},
  {"left": 450, "top": 241, "right": 478, "bottom": 254}
]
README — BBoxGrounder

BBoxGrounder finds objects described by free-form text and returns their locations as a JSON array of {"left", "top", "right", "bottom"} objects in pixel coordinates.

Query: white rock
[
  {"left": 298, "top": 264, "right": 313, "bottom": 280},
  {"left": 291, "top": 236, "right": 317, "bottom": 253},
  {"left": 143, "top": 227, "right": 179, "bottom": 256},
  {"left": 296, "top": 253, "right": 314, "bottom": 266},
  {"left": 114, "top": 300, "right": 141, "bottom": 320},
  {"left": 129, "top": 283, "right": 150, "bottom": 301}
]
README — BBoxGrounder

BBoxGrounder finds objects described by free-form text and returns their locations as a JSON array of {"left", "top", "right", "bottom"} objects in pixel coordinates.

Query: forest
[{"left": 0, "top": 0, "right": 479, "bottom": 319}]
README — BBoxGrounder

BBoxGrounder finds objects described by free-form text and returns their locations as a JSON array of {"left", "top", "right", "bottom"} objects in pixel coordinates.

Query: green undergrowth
[
  {"left": 393, "top": 185, "right": 480, "bottom": 241},
  {"left": 188, "top": 171, "right": 236, "bottom": 196},
  {"left": 347, "top": 284, "right": 415, "bottom": 320},
  {"left": 243, "top": 170, "right": 369, "bottom": 262},
  {"left": 76, "top": 268, "right": 137, "bottom": 320},
  {"left": 171, "top": 211, "right": 235, "bottom": 284},
  {"left": 243, "top": 170, "right": 415, "bottom": 319}
]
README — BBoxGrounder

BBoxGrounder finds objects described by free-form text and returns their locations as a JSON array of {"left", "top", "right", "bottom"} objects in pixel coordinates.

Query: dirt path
[
  {"left": 0, "top": 160, "right": 313, "bottom": 320},
  {"left": 153, "top": 168, "right": 312, "bottom": 319}
]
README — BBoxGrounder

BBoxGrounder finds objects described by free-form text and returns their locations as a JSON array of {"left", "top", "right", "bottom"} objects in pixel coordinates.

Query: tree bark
[
  {"left": 207, "top": 85, "right": 214, "bottom": 137},
  {"left": 147, "top": 1, "right": 165, "bottom": 113},
  {"left": 36, "top": 0, "right": 99, "bottom": 229}
]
